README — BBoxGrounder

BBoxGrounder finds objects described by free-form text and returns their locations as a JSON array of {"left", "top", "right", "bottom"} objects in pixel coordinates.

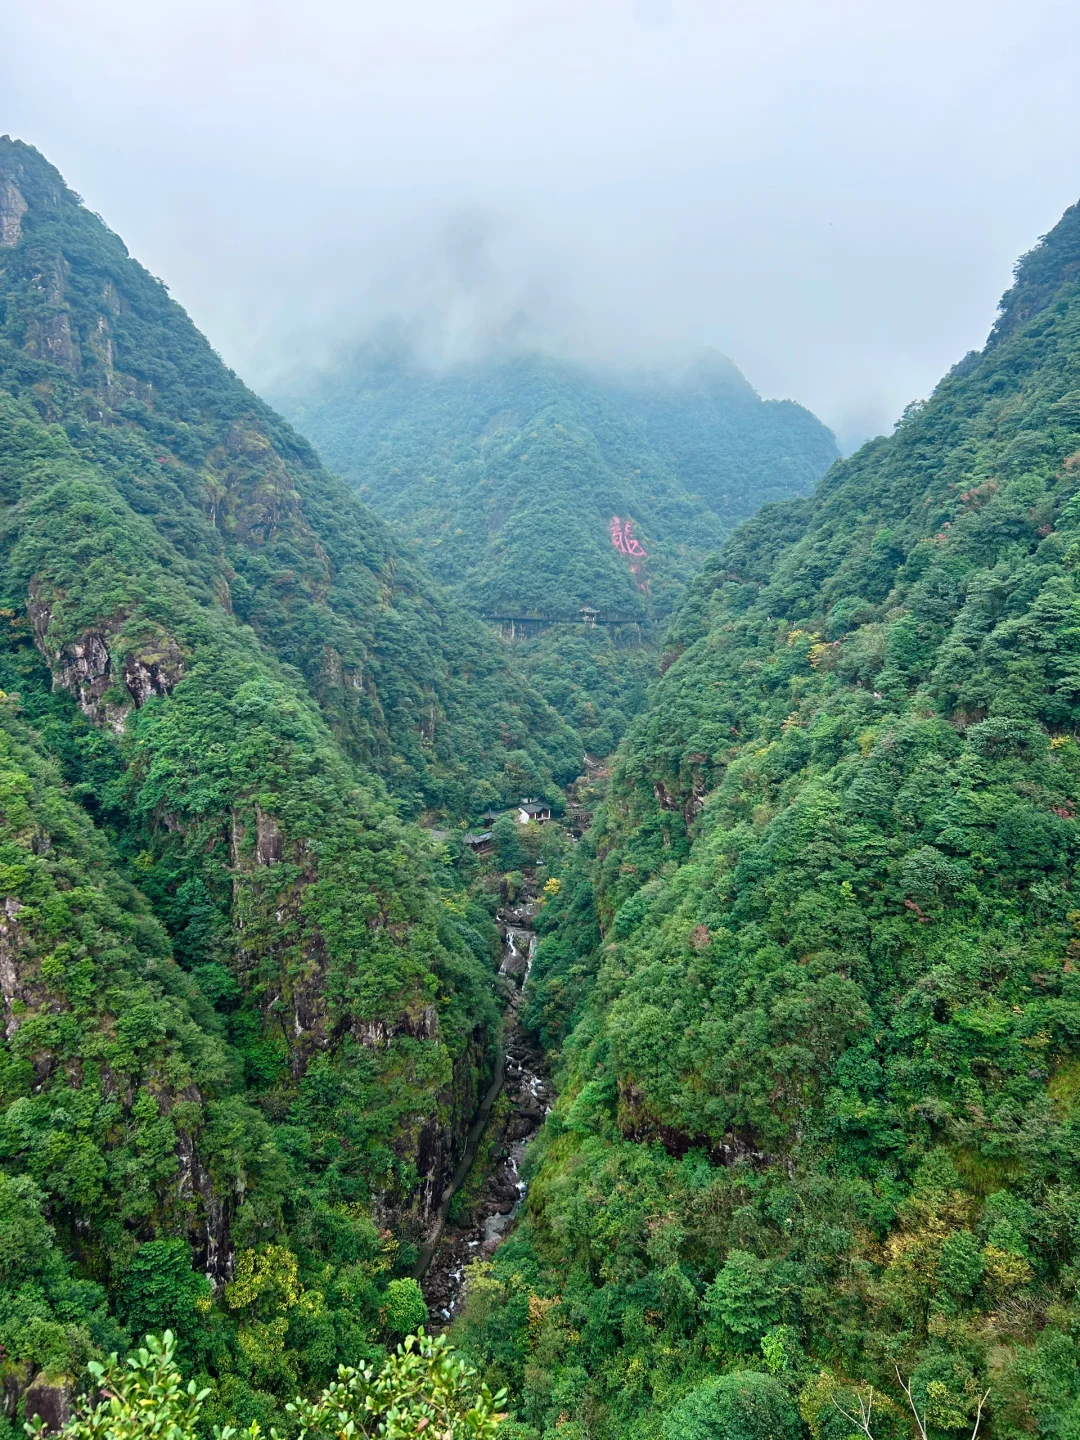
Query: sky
[{"left": 6, "top": 0, "right": 1080, "bottom": 450}]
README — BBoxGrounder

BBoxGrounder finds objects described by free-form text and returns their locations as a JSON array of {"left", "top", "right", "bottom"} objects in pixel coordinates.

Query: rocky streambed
[{"left": 417, "top": 902, "right": 551, "bottom": 1323}]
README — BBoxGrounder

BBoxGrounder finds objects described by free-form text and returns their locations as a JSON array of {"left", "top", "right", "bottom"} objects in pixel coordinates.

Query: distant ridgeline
[
  {"left": 454, "top": 200, "right": 1080, "bottom": 1438},
  {"left": 275, "top": 349, "right": 838, "bottom": 752},
  {"left": 0, "top": 136, "right": 579, "bottom": 1421},
  {"left": 276, "top": 349, "right": 838, "bottom": 621}
]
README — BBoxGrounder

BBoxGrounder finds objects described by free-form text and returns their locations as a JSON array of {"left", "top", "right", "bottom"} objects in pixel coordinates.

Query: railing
[{"left": 481, "top": 612, "right": 651, "bottom": 635}]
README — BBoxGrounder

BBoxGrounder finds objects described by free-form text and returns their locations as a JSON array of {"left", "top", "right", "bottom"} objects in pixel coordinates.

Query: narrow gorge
[{"left": 418, "top": 899, "right": 550, "bottom": 1323}]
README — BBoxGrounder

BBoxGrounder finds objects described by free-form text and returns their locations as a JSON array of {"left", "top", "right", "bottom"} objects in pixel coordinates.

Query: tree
[
  {"left": 382, "top": 1278, "right": 428, "bottom": 1337},
  {"left": 662, "top": 1372, "right": 802, "bottom": 1440},
  {"left": 116, "top": 1240, "right": 213, "bottom": 1361},
  {"left": 705, "top": 1251, "right": 781, "bottom": 1348},
  {"left": 491, "top": 816, "right": 525, "bottom": 870}
]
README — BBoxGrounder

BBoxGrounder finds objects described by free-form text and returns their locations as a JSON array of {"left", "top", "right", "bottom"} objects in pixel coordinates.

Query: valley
[
  {"left": 5, "top": 126, "right": 1080, "bottom": 1440},
  {"left": 274, "top": 349, "right": 839, "bottom": 751},
  {"left": 419, "top": 899, "right": 549, "bottom": 1324}
]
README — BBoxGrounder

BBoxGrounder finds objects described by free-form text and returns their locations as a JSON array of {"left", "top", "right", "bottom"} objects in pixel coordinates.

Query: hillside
[
  {"left": 457, "top": 204, "right": 1080, "bottom": 1438},
  {"left": 0, "top": 136, "right": 576, "bottom": 1421},
  {"left": 276, "top": 350, "right": 837, "bottom": 759},
  {"left": 277, "top": 350, "right": 838, "bottom": 622}
]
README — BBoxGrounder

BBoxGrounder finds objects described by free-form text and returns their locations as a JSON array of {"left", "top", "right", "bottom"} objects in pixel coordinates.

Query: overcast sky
[{"left": 6, "top": 0, "right": 1080, "bottom": 448}]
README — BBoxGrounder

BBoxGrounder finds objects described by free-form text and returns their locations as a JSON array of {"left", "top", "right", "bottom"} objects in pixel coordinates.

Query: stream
[{"left": 416, "top": 901, "right": 551, "bottom": 1323}]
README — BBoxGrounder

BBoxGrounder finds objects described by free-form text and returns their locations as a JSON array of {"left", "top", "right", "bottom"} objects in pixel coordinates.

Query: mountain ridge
[
  {"left": 0, "top": 135, "right": 575, "bottom": 1417},
  {"left": 274, "top": 346, "right": 839, "bottom": 622},
  {"left": 455, "top": 193, "right": 1080, "bottom": 1440}
]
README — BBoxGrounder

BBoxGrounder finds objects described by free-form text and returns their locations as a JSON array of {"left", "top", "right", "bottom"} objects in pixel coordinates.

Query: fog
[{"left": 6, "top": 0, "right": 1080, "bottom": 449}]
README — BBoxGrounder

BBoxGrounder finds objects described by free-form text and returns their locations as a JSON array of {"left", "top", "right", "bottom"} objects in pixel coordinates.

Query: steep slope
[
  {"left": 277, "top": 350, "right": 838, "bottom": 623},
  {"left": 459, "top": 205, "right": 1080, "bottom": 1439},
  {"left": 0, "top": 140, "right": 578, "bottom": 817},
  {"left": 0, "top": 136, "right": 573, "bottom": 1417}
]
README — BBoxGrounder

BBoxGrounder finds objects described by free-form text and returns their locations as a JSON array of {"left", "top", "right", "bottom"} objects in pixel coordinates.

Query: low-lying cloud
[{"left": 6, "top": 0, "right": 1080, "bottom": 449}]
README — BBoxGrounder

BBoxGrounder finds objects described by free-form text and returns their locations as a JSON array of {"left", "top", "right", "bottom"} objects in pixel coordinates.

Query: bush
[
  {"left": 662, "top": 1371, "right": 803, "bottom": 1440},
  {"left": 383, "top": 1278, "right": 428, "bottom": 1337},
  {"left": 32, "top": 1328, "right": 505, "bottom": 1440}
]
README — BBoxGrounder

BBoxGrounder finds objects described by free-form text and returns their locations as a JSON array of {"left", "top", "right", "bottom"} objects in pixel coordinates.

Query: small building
[
  {"left": 463, "top": 830, "right": 494, "bottom": 855},
  {"left": 479, "top": 808, "right": 503, "bottom": 827},
  {"left": 516, "top": 800, "right": 552, "bottom": 825}
]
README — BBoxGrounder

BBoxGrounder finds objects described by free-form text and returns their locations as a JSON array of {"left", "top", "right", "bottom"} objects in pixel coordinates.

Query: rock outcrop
[{"left": 0, "top": 177, "right": 26, "bottom": 247}]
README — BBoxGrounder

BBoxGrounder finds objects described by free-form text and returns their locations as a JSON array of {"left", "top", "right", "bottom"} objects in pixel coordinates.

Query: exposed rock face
[
  {"left": 353, "top": 1003, "right": 438, "bottom": 1051},
  {"left": 411, "top": 1038, "right": 484, "bottom": 1220},
  {"left": 254, "top": 806, "right": 284, "bottom": 866},
  {"left": 35, "top": 309, "right": 79, "bottom": 374},
  {"left": 0, "top": 898, "right": 25, "bottom": 1040},
  {"left": 175, "top": 1127, "right": 234, "bottom": 1288},
  {"left": 0, "top": 178, "right": 27, "bottom": 247},
  {"left": 22, "top": 1380, "right": 72, "bottom": 1435},
  {"left": 122, "top": 638, "right": 185, "bottom": 707},
  {"left": 28, "top": 588, "right": 185, "bottom": 729},
  {"left": 58, "top": 630, "right": 113, "bottom": 721}
]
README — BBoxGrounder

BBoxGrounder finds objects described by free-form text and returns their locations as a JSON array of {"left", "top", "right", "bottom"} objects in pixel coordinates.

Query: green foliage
[
  {"left": 492, "top": 816, "right": 526, "bottom": 870},
  {"left": 115, "top": 1240, "right": 212, "bottom": 1361},
  {"left": 457, "top": 198, "right": 1080, "bottom": 1437},
  {"left": 661, "top": 1372, "right": 802, "bottom": 1440},
  {"left": 28, "top": 1329, "right": 505, "bottom": 1440},
  {"left": 289, "top": 1329, "right": 506, "bottom": 1440},
  {"left": 27, "top": 1332, "right": 210, "bottom": 1440},
  {"left": 704, "top": 1252, "right": 780, "bottom": 1349},
  {"left": 383, "top": 1279, "right": 429, "bottom": 1338},
  {"left": 276, "top": 350, "right": 837, "bottom": 753}
]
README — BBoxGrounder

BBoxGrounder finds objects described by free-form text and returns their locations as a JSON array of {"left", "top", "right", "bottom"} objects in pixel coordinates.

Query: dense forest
[
  {"left": 453, "top": 199, "right": 1080, "bottom": 1440},
  {"left": 274, "top": 350, "right": 838, "bottom": 754},
  {"left": 10, "top": 124, "right": 1080, "bottom": 1440},
  {"left": 0, "top": 136, "right": 581, "bottom": 1433}
]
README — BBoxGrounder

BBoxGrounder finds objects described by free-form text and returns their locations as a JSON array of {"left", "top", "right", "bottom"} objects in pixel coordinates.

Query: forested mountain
[
  {"left": 0, "top": 136, "right": 577, "bottom": 1423},
  {"left": 457, "top": 202, "right": 1080, "bottom": 1438},
  {"left": 276, "top": 350, "right": 838, "bottom": 622},
  {"left": 276, "top": 350, "right": 837, "bottom": 759}
]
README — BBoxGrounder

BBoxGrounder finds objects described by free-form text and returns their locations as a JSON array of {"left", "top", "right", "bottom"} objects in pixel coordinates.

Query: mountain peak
[
  {"left": 990, "top": 195, "right": 1080, "bottom": 346},
  {"left": 0, "top": 137, "right": 71, "bottom": 244}
]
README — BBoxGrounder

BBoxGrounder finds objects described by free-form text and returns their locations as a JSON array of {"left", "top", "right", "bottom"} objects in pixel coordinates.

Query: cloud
[{"left": 4, "top": 0, "right": 1080, "bottom": 444}]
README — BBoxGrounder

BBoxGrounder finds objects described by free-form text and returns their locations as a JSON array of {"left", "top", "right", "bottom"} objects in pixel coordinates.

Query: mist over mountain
[
  {"left": 10, "top": 0, "right": 1080, "bottom": 449},
  {"left": 274, "top": 343, "right": 837, "bottom": 755},
  {"left": 275, "top": 346, "right": 838, "bottom": 620}
]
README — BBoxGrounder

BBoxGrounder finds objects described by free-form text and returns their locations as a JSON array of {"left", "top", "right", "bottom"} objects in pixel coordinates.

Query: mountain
[
  {"left": 276, "top": 349, "right": 839, "bottom": 623},
  {"left": 275, "top": 350, "right": 838, "bottom": 761},
  {"left": 457, "top": 205, "right": 1080, "bottom": 1437},
  {"left": 0, "top": 136, "right": 577, "bottom": 1418}
]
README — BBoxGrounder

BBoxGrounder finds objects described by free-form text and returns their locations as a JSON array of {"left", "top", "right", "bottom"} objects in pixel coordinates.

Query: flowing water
[{"left": 417, "top": 904, "right": 550, "bottom": 1323}]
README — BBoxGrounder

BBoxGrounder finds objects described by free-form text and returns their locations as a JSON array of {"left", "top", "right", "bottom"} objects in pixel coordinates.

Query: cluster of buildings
[{"left": 462, "top": 799, "right": 552, "bottom": 855}]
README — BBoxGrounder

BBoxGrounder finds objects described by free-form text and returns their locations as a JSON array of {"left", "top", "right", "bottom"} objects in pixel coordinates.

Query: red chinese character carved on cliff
[{"left": 609, "top": 516, "right": 646, "bottom": 557}]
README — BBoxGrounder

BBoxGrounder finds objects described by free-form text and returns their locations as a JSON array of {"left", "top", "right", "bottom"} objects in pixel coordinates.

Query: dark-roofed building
[{"left": 516, "top": 800, "right": 552, "bottom": 824}]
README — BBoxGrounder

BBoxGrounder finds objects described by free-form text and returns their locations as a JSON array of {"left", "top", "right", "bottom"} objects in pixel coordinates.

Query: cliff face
[{"left": 0, "top": 137, "right": 539, "bottom": 1400}]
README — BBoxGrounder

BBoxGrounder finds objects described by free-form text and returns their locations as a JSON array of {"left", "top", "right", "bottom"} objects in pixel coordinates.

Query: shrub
[{"left": 662, "top": 1371, "right": 803, "bottom": 1440}]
